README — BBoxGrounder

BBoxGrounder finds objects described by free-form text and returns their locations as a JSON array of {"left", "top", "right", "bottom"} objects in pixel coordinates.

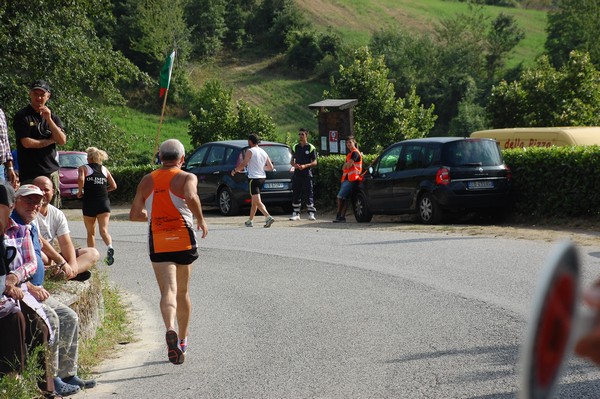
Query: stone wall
[{"left": 51, "top": 275, "right": 104, "bottom": 341}]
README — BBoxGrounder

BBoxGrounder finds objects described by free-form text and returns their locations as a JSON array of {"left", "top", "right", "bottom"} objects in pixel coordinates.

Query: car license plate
[
  {"left": 263, "top": 182, "right": 285, "bottom": 190},
  {"left": 467, "top": 180, "right": 494, "bottom": 190}
]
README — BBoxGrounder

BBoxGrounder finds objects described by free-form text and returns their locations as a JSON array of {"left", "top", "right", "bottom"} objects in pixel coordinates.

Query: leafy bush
[
  {"left": 188, "top": 80, "right": 276, "bottom": 147},
  {"left": 108, "top": 164, "right": 157, "bottom": 203},
  {"left": 503, "top": 146, "right": 600, "bottom": 217},
  {"left": 488, "top": 51, "right": 600, "bottom": 128}
]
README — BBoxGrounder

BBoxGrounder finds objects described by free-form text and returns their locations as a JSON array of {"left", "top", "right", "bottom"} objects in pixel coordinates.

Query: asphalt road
[{"left": 65, "top": 211, "right": 600, "bottom": 398}]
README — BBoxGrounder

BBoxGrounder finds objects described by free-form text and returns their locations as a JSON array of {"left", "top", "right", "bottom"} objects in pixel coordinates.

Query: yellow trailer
[{"left": 470, "top": 127, "right": 600, "bottom": 149}]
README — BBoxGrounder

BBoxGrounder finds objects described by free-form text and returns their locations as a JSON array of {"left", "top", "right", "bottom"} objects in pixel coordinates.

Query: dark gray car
[
  {"left": 353, "top": 137, "right": 513, "bottom": 224},
  {"left": 183, "top": 140, "right": 293, "bottom": 216}
]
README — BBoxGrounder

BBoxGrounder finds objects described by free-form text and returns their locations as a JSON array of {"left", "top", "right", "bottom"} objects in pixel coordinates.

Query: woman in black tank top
[{"left": 77, "top": 147, "right": 118, "bottom": 265}]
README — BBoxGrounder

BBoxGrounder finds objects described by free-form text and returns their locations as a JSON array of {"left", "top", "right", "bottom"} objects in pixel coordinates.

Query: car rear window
[
  {"left": 260, "top": 145, "right": 292, "bottom": 165},
  {"left": 59, "top": 153, "right": 87, "bottom": 168},
  {"left": 442, "top": 140, "right": 503, "bottom": 167}
]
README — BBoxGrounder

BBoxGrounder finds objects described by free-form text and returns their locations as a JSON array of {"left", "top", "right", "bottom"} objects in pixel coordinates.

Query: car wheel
[
  {"left": 218, "top": 187, "right": 239, "bottom": 216},
  {"left": 353, "top": 192, "right": 373, "bottom": 223},
  {"left": 418, "top": 192, "right": 442, "bottom": 224}
]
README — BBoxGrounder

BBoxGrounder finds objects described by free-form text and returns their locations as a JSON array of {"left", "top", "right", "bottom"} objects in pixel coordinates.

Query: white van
[{"left": 470, "top": 127, "right": 600, "bottom": 149}]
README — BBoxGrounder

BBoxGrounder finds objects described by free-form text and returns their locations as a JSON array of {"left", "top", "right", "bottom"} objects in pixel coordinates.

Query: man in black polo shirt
[
  {"left": 289, "top": 127, "right": 318, "bottom": 221},
  {"left": 13, "top": 80, "right": 67, "bottom": 208}
]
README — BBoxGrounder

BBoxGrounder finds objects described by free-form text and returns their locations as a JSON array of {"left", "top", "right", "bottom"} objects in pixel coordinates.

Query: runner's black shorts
[
  {"left": 150, "top": 249, "right": 199, "bottom": 265},
  {"left": 249, "top": 178, "right": 265, "bottom": 195}
]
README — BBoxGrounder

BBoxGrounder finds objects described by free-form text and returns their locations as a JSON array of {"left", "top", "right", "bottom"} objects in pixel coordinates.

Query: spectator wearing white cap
[
  {"left": 1, "top": 182, "right": 57, "bottom": 396},
  {"left": 12, "top": 184, "right": 96, "bottom": 396}
]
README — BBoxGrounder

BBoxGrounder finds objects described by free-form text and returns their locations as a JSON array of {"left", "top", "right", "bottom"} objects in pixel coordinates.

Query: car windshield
[
  {"left": 59, "top": 153, "right": 87, "bottom": 168},
  {"left": 442, "top": 140, "right": 503, "bottom": 167},
  {"left": 260, "top": 145, "right": 292, "bottom": 165}
]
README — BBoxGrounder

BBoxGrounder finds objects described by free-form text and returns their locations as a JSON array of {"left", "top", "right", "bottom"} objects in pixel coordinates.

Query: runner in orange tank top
[{"left": 130, "top": 139, "right": 208, "bottom": 365}]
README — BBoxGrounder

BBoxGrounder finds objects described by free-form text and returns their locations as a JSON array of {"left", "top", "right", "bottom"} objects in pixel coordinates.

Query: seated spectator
[
  {"left": 12, "top": 184, "right": 96, "bottom": 396},
  {"left": 32, "top": 176, "right": 99, "bottom": 281},
  {"left": 0, "top": 182, "right": 58, "bottom": 397}
]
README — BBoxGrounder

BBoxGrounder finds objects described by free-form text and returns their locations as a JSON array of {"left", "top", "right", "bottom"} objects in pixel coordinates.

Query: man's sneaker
[
  {"left": 105, "top": 248, "right": 115, "bottom": 265},
  {"left": 289, "top": 212, "right": 300, "bottom": 221},
  {"left": 244, "top": 219, "right": 253, "bottom": 227},
  {"left": 308, "top": 212, "right": 316, "bottom": 221},
  {"left": 264, "top": 216, "right": 275, "bottom": 228},
  {"left": 332, "top": 216, "right": 346, "bottom": 223},
  {"left": 166, "top": 330, "right": 184, "bottom": 365}
]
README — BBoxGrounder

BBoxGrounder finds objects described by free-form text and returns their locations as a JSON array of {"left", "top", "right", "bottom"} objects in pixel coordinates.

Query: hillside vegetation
[{"left": 118, "top": 0, "right": 549, "bottom": 156}]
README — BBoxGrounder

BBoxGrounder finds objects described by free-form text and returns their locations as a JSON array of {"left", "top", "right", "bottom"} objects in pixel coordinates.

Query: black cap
[
  {"left": 0, "top": 183, "right": 15, "bottom": 207},
  {"left": 31, "top": 80, "right": 51, "bottom": 93}
]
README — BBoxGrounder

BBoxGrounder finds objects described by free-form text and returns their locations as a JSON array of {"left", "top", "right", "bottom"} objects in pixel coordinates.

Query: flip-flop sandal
[{"left": 166, "top": 330, "right": 184, "bottom": 365}]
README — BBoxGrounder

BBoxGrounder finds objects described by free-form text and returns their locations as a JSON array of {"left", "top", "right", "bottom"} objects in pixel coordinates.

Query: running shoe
[
  {"left": 289, "top": 212, "right": 300, "bottom": 221},
  {"left": 308, "top": 212, "right": 316, "bottom": 221},
  {"left": 332, "top": 216, "right": 346, "bottom": 223},
  {"left": 105, "top": 248, "right": 115, "bottom": 265},
  {"left": 166, "top": 330, "right": 184, "bottom": 365},
  {"left": 264, "top": 216, "right": 275, "bottom": 228},
  {"left": 244, "top": 219, "right": 253, "bottom": 227},
  {"left": 179, "top": 337, "right": 188, "bottom": 354}
]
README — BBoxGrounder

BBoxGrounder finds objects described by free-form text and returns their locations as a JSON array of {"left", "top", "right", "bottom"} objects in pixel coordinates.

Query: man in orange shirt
[{"left": 130, "top": 139, "right": 208, "bottom": 365}]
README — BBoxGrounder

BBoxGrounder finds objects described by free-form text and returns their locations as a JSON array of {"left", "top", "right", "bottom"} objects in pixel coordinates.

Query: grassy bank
[{"left": 107, "top": 1, "right": 549, "bottom": 156}]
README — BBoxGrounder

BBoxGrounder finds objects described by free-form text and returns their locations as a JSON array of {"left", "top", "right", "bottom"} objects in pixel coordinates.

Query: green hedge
[
  {"left": 108, "top": 164, "right": 156, "bottom": 203},
  {"left": 108, "top": 147, "right": 600, "bottom": 219},
  {"left": 503, "top": 146, "right": 600, "bottom": 218}
]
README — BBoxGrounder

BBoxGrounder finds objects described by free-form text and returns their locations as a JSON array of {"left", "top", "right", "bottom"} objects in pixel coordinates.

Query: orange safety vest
[{"left": 341, "top": 149, "right": 362, "bottom": 182}]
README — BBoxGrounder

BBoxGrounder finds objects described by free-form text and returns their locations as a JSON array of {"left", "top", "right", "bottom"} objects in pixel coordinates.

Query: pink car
[{"left": 58, "top": 151, "right": 87, "bottom": 199}]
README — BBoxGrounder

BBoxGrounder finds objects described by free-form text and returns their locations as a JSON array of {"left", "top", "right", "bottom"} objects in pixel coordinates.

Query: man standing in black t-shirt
[
  {"left": 13, "top": 80, "right": 66, "bottom": 208},
  {"left": 289, "top": 128, "right": 318, "bottom": 221}
]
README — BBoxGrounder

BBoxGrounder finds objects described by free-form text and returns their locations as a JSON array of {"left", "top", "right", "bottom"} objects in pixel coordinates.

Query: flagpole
[
  {"left": 153, "top": 89, "right": 170, "bottom": 163},
  {"left": 153, "top": 49, "right": 176, "bottom": 163}
]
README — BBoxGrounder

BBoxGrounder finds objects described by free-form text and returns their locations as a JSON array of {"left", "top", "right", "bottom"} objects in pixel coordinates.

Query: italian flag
[{"left": 159, "top": 50, "right": 176, "bottom": 98}]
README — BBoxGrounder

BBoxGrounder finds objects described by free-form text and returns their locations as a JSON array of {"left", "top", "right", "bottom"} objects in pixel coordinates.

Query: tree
[
  {"left": 545, "top": 0, "right": 600, "bottom": 68},
  {"left": 486, "top": 13, "right": 525, "bottom": 80},
  {"left": 188, "top": 80, "right": 236, "bottom": 147},
  {"left": 186, "top": 0, "right": 227, "bottom": 57},
  {"left": 0, "top": 0, "right": 145, "bottom": 165},
  {"left": 369, "top": 6, "right": 523, "bottom": 136},
  {"left": 188, "top": 80, "right": 276, "bottom": 147},
  {"left": 235, "top": 100, "right": 277, "bottom": 141},
  {"left": 285, "top": 30, "right": 324, "bottom": 70},
  {"left": 487, "top": 51, "right": 600, "bottom": 127},
  {"left": 248, "top": 0, "right": 306, "bottom": 52},
  {"left": 223, "top": 0, "right": 256, "bottom": 50},
  {"left": 111, "top": 0, "right": 191, "bottom": 73},
  {"left": 325, "top": 47, "right": 436, "bottom": 153}
]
